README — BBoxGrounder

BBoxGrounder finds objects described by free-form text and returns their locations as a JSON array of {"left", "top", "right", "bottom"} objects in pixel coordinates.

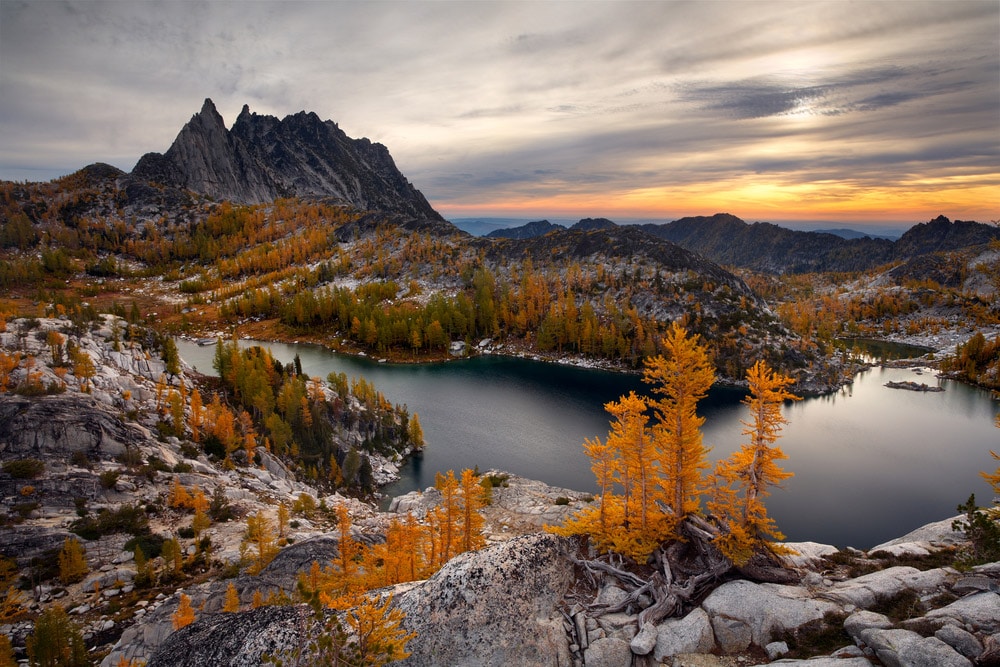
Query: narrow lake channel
[{"left": 176, "top": 338, "right": 999, "bottom": 549}]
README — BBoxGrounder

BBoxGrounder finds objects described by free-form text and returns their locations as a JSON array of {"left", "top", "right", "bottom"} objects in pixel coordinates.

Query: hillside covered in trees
[{"left": 0, "top": 167, "right": 851, "bottom": 393}]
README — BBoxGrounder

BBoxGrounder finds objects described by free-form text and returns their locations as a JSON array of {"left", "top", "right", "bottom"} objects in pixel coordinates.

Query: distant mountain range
[
  {"left": 471, "top": 213, "right": 1000, "bottom": 274},
  {"left": 482, "top": 217, "right": 616, "bottom": 239},
  {"left": 811, "top": 228, "right": 897, "bottom": 241}
]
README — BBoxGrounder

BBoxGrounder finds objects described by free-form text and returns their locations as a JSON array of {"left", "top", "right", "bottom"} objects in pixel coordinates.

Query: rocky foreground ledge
[
  {"left": 116, "top": 509, "right": 996, "bottom": 667},
  {"left": 2, "top": 316, "right": 997, "bottom": 666}
]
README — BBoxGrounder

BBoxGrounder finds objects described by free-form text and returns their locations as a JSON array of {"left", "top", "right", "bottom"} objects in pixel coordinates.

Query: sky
[{"left": 1, "top": 1, "right": 998, "bottom": 227}]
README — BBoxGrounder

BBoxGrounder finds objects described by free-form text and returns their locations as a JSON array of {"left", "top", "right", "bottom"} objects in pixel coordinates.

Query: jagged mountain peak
[
  {"left": 570, "top": 217, "right": 617, "bottom": 231},
  {"left": 130, "top": 99, "right": 441, "bottom": 219},
  {"left": 485, "top": 219, "right": 565, "bottom": 239}
]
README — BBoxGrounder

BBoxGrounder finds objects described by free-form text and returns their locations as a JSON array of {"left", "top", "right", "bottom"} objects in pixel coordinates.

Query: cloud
[{"left": 0, "top": 0, "right": 997, "bottom": 223}]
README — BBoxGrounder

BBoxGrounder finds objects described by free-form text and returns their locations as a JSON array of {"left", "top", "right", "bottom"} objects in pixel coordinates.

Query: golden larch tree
[
  {"left": 346, "top": 593, "right": 416, "bottom": 666},
  {"left": 644, "top": 322, "right": 715, "bottom": 536},
  {"left": 408, "top": 412, "right": 425, "bottom": 451},
  {"left": 711, "top": 360, "right": 799, "bottom": 565},
  {"left": 169, "top": 478, "right": 192, "bottom": 510},
  {"left": 582, "top": 434, "right": 618, "bottom": 539},
  {"left": 458, "top": 468, "right": 487, "bottom": 553},
  {"left": 314, "top": 504, "right": 365, "bottom": 609},
  {"left": 243, "top": 511, "right": 278, "bottom": 575},
  {"left": 550, "top": 392, "right": 657, "bottom": 560},
  {"left": 430, "top": 471, "right": 461, "bottom": 568},
  {"left": 188, "top": 388, "right": 204, "bottom": 442},
  {"left": 172, "top": 593, "right": 196, "bottom": 630},
  {"left": 982, "top": 450, "right": 1000, "bottom": 494},
  {"left": 0, "top": 351, "right": 20, "bottom": 393},
  {"left": 222, "top": 582, "right": 241, "bottom": 613},
  {"left": 57, "top": 537, "right": 89, "bottom": 585},
  {"left": 606, "top": 391, "right": 653, "bottom": 538}
]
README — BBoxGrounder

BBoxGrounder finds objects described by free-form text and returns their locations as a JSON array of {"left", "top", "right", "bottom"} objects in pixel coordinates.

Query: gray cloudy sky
[{"left": 1, "top": 0, "right": 997, "bottom": 225}]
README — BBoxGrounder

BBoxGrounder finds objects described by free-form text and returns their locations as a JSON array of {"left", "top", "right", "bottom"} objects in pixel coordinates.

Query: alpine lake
[{"left": 175, "top": 338, "right": 999, "bottom": 550}]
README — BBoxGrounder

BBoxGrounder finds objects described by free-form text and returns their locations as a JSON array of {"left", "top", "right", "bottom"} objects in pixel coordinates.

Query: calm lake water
[{"left": 176, "top": 339, "right": 999, "bottom": 549}]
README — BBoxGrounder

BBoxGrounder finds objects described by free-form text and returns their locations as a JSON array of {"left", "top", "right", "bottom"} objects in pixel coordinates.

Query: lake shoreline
[{"left": 175, "top": 333, "right": 998, "bottom": 549}]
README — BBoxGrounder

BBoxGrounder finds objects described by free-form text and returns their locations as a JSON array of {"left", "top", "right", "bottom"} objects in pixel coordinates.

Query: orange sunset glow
[{"left": 2, "top": 1, "right": 997, "bottom": 228}]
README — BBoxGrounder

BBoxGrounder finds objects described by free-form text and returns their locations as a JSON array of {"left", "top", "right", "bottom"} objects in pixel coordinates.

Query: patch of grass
[
  {"left": 776, "top": 612, "right": 851, "bottom": 659},
  {"left": 870, "top": 589, "right": 922, "bottom": 622},
  {"left": 820, "top": 550, "right": 879, "bottom": 578},
  {"left": 867, "top": 547, "right": 958, "bottom": 571}
]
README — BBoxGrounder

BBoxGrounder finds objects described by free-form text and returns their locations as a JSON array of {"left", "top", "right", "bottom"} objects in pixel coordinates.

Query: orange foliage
[
  {"left": 172, "top": 593, "right": 196, "bottom": 630},
  {"left": 710, "top": 360, "right": 799, "bottom": 565}
]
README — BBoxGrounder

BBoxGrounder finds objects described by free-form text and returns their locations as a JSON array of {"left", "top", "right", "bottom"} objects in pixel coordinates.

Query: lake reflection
[{"left": 176, "top": 339, "right": 999, "bottom": 549}]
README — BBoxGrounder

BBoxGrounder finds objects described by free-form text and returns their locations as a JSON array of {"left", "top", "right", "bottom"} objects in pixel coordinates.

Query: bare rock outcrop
[
  {"left": 145, "top": 605, "right": 307, "bottom": 667},
  {"left": 394, "top": 532, "right": 574, "bottom": 666},
  {"left": 0, "top": 393, "right": 146, "bottom": 461},
  {"left": 131, "top": 98, "right": 442, "bottom": 220},
  {"left": 143, "top": 532, "right": 575, "bottom": 667}
]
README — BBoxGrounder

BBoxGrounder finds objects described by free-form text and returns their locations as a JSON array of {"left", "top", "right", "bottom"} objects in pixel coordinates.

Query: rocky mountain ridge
[
  {"left": 485, "top": 218, "right": 565, "bottom": 239},
  {"left": 130, "top": 99, "right": 441, "bottom": 219},
  {"left": 641, "top": 214, "right": 1000, "bottom": 275},
  {"left": 485, "top": 213, "right": 1000, "bottom": 276}
]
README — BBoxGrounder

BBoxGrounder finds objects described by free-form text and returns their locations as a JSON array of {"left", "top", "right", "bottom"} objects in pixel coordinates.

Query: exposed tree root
[{"left": 570, "top": 514, "right": 798, "bottom": 624}]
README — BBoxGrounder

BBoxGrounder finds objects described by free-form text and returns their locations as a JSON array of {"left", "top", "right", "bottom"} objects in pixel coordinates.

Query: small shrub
[
  {"left": 952, "top": 494, "right": 1000, "bottom": 570},
  {"left": 99, "top": 469, "right": 121, "bottom": 489},
  {"left": 209, "top": 486, "right": 233, "bottom": 522},
  {"left": 145, "top": 456, "right": 172, "bottom": 473},
  {"left": 136, "top": 464, "right": 158, "bottom": 482},
  {"left": 73, "top": 497, "right": 88, "bottom": 517},
  {"left": 179, "top": 442, "right": 200, "bottom": 459},
  {"left": 292, "top": 493, "right": 317, "bottom": 516},
  {"left": 173, "top": 462, "right": 194, "bottom": 474},
  {"left": 12, "top": 502, "right": 39, "bottom": 520},
  {"left": 71, "top": 503, "right": 148, "bottom": 540},
  {"left": 125, "top": 533, "right": 164, "bottom": 560},
  {"left": 202, "top": 434, "right": 226, "bottom": 460},
  {"left": 14, "top": 381, "right": 47, "bottom": 397},
  {"left": 178, "top": 526, "right": 195, "bottom": 539},
  {"left": 116, "top": 447, "right": 143, "bottom": 467},
  {"left": 69, "top": 451, "right": 92, "bottom": 470},
  {"left": 867, "top": 547, "right": 957, "bottom": 571},
  {"left": 486, "top": 473, "right": 510, "bottom": 488},
  {"left": 554, "top": 496, "right": 570, "bottom": 506},
  {"left": 3, "top": 458, "right": 45, "bottom": 479}
]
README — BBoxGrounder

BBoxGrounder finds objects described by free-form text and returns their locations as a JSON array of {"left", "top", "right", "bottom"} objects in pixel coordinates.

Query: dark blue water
[{"left": 176, "top": 339, "right": 999, "bottom": 549}]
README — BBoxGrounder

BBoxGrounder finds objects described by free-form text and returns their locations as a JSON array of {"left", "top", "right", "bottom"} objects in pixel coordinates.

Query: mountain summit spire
[{"left": 131, "top": 100, "right": 441, "bottom": 219}]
